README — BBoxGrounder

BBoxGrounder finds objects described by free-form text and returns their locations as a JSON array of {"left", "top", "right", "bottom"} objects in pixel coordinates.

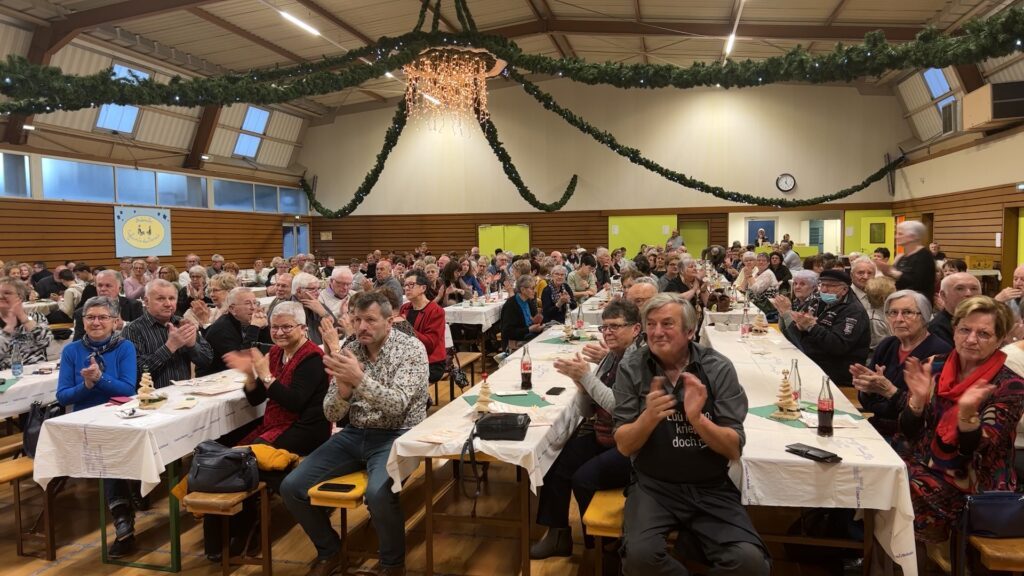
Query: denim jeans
[
  {"left": 104, "top": 478, "right": 139, "bottom": 512},
  {"left": 280, "top": 427, "right": 406, "bottom": 566}
]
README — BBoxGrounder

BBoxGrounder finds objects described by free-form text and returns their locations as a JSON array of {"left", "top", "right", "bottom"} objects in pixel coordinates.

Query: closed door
[
  {"left": 282, "top": 223, "right": 310, "bottom": 258},
  {"left": 808, "top": 220, "right": 824, "bottom": 254}
]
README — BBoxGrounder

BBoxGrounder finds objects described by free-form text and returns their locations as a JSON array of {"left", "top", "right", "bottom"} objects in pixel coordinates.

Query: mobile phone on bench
[{"left": 319, "top": 483, "right": 356, "bottom": 493}]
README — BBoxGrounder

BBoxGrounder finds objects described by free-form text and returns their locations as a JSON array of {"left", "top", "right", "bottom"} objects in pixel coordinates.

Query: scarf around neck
[
  {"left": 82, "top": 333, "right": 124, "bottom": 371},
  {"left": 934, "top": 348, "right": 1005, "bottom": 444}
]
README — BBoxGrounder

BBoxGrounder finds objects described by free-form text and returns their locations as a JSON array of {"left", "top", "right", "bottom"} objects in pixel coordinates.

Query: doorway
[{"left": 283, "top": 222, "right": 309, "bottom": 258}]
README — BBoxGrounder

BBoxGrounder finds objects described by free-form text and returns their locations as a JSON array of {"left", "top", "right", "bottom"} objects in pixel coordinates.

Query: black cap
[{"left": 819, "top": 269, "right": 851, "bottom": 285}]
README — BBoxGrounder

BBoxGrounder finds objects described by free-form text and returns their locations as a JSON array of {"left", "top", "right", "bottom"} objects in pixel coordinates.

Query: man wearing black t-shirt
[
  {"left": 877, "top": 220, "right": 936, "bottom": 305},
  {"left": 613, "top": 293, "right": 769, "bottom": 576}
]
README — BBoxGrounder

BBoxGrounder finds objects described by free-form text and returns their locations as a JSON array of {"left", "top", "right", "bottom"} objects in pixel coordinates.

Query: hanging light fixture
[{"left": 403, "top": 46, "right": 506, "bottom": 131}]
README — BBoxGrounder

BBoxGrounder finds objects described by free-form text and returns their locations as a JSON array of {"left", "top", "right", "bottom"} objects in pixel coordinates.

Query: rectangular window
[
  {"left": 233, "top": 106, "right": 270, "bottom": 159},
  {"left": 213, "top": 179, "right": 254, "bottom": 211},
  {"left": 95, "top": 64, "right": 149, "bottom": 134},
  {"left": 0, "top": 153, "right": 29, "bottom": 197},
  {"left": 254, "top": 184, "right": 278, "bottom": 212},
  {"left": 41, "top": 157, "right": 114, "bottom": 202},
  {"left": 278, "top": 187, "right": 308, "bottom": 215},
  {"left": 115, "top": 167, "right": 156, "bottom": 205},
  {"left": 157, "top": 172, "right": 207, "bottom": 207}
]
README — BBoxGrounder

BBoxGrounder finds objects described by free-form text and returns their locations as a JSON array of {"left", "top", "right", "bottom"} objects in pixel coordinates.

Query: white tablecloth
[
  {"left": 0, "top": 360, "right": 59, "bottom": 419},
  {"left": 258, "top": 296, "right": 276, "bottom": 310},
  {"left": 701, "top": 327, "right": 917, "bottom": 575},
  {"left": 387, "top": 327, "right": 587, "bottom": 492},
  {"left": 250, "top": 286, "right": 267, "bottom": 298},
  {"left": 34, "top": 371, "right": 263, "bottom": 495},
  {"left": 24, "top": 300, "right": 58, "bottom": 315},
  {"left": 444, "top": 293, "right": 508, "bottom": 332}
]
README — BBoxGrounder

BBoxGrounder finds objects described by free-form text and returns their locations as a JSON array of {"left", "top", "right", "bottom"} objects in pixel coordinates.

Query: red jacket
[{"left": 399, "top": 301, "right": 447, "bottom": 364}]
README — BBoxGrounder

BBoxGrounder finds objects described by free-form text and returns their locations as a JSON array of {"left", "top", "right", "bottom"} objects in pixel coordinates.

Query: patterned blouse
[
  {"left": 322, "top": 327, "right": 429, "bottom": 429},
  {"left": 0, "top": 311, "right": 52, "bottom": 369}
]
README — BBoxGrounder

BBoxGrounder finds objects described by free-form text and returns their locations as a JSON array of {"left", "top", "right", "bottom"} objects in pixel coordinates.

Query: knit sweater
[{"left": 57, "top": 338, "right": 138, "bottom": 410}]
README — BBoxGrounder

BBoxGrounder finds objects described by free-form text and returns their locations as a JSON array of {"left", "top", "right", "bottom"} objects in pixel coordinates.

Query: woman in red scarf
[
  {"left": 207, "top": 301, "right": 331, "bottom": 561},
  {"left": 899, "top": 296, "right": 1024, "bottom": 543}
]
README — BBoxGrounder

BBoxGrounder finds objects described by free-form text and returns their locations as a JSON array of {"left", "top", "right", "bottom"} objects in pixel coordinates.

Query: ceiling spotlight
[
  {"left": 201, "top": 154, "right": 211, "bottom": 161},
  {"left": 724, "top": 33, "right": 736, "bottom": 57},
  {"left": 22, "top": 124, "right": 35, "bottom": 131},
  {"left": 385, "top": 71, "right": 395, "bottom": 79}
]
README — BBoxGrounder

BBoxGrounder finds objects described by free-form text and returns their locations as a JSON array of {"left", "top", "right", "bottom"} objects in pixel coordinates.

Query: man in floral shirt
[{"left": 280, "top": 290, "right": 428, "bottom": 576}]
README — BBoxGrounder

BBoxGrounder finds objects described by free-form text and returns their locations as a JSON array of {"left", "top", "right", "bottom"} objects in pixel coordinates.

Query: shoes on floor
[{"left": 108, "top": 535, "right": 136, "bottom": 559}]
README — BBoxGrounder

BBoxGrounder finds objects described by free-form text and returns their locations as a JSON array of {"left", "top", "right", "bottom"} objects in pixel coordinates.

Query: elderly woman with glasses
[
  {"left": 124, "top": 259, "right": 147, "bottom": 301},
  {"left": 57, "top": 296, "right": 137, "bottom": 410},
  {"left": 184, "top": 273, "right": 236, "bottom": 329},
  {"left": 542, "top": 265, "right": 577, "bottom": 324},
  {"left": 531, "top": 300, "right": 641, "bottom": 561},
  {"left": 899, "top": 296, "right": 1024, "bottom": 543},
  {"left": 500, "top": 275, "right": 544, "bottom": 350},
  {"left": 0, "top": 277, "right": 53, "bottom": 370},
  {"left": 399, "top": 271, "right": 448, "bottom": 385},
  {"left": 214, "top": 301, "right": 331, "bottom": 561},
  {"left": 849, "top": 290, "right": 951, "bottom": 438},
  {"left": 177, "top": 265, "right": 213, "bottom": 316},
  {"left": 772, "top": 269, "right": 819, "bottom": 335}
]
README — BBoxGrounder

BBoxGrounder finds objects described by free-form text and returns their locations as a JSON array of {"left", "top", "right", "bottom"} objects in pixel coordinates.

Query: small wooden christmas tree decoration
[
  {"left": 137, "top": 368, "right": 165, "bottom": 410},
  {"left": 771, "top": 369, "right": 802, "bottom": 420},
  {"left": 474, "top": 372, "right": 493, "bottom": 416}
]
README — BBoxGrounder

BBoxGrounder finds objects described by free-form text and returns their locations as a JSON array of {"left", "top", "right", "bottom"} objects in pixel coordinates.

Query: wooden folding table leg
[
  {"left": 425, "top": 457, "right": 435, "bottom": 575},
  {"left": 43, "top": 484, "right": 55, "bottom": 560},
  {"left": 260, "top": 484, "right": 272, "bottom": 573},
  {"left": 13, "top": 478, "right": 24, "bottom": 557},
  {"left": 862, "top": 509, "right": 875, "bottom": 576},
  {"left": 221, "top": 516, "right": 231, "bottom": 576},
  {"left": 594, "top": 536, "right": 604, "bottom": 576},
  {"left": 519, "top": 467, "right": 530, "bottom": 576}
]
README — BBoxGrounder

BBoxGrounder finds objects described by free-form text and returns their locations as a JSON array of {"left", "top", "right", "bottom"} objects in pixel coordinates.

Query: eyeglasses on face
[
  {"left": 403, "top": 282, "right": 421, "bottom": 289},
  {"left": 885, "top": 309, "right": 921, "bottom": 319},
  {"left": 84, "top": 315, "right": 114, "bottom": 322},
  {"left": 598, "top": 322, "right": 635, "bottom": 333},
  {"left": 270, "top": 324, "right": 300, "bottom": 334},
  {"left": 955, "top": 326, "right": 995, "bottom": 342}
]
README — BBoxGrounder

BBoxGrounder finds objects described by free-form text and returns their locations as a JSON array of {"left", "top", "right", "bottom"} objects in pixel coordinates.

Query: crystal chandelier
[{"left": 403, "top": 47, "right": 506, "bottom": 131}]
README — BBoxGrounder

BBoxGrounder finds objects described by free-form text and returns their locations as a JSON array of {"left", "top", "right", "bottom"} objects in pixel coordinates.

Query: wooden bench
[
  {"left": 583, "top": 489, "right": 625, "bottom": 576},
  {"left": 183, "top": 482, "right": 272, "bottom": 575},
  {"left": 970, "top": 536, "right": 1024, "bottom": 575},
  {"left": 0, "top": 457, "right": 55, "bottom": 561},
  {"left": 0, "top": 434, "right": 24, "bottom": 459},
  {"left": 308, "top": 471, "right": 369, "bottom": 567}
]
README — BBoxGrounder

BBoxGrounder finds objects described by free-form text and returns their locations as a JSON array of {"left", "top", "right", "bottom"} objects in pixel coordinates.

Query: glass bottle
[
  {"left": 790, "top": 358, "right": 802, "bottom": 404},
  {"left": 520, "top": 346, "right": 532, "bottom": 390},
  {"left": 11, "top": 341, "right": 23, "bottom": 377},
  {"left": 817, "top": 376, "right": 834, "bottom": 437}
]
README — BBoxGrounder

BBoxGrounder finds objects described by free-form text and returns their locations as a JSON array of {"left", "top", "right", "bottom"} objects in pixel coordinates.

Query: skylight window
[
  {"left": 233, "top": 106, "right": 271, "bottom": 159},
  {"left": 95, "top": 64, "right": 149, "bottom": 134}
]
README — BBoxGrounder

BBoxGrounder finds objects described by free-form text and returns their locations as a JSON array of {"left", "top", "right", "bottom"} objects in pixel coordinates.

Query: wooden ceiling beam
[
  {"left": 825, "top": 0, "right": 852, "bottom": 26},
  {"left": 291, "top": 0, "right": 373, "bottom": 45},
  {"left": 482, "top": 19, "right": 925, "bottom": 42},
  {"left": 183, "top": 104, "right": 220, "bottom": 169},
  {"left": 188, "top": 7, "right": 386, "bottom": 103},
  {"left": 634, "top": 0, "right": 648, "bottom": 64},
  {"left": 419, "top": 0, "right": 458, "bottom": 32}
]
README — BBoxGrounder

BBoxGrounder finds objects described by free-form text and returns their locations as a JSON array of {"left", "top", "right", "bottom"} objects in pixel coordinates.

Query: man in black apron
[{"left": 613, "top": 293, "right": 769, "bottom": 576}]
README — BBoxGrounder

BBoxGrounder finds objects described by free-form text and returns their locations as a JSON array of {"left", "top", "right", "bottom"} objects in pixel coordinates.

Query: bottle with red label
[
  {"left": 520, "top": 346, "right": 532, "bottom": 390},
  {"left": 817, "top": 376, "right": 834, "bottom": 437}
]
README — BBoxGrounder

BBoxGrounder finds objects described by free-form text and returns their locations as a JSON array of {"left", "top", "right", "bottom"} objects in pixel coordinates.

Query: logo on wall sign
[{"left": 122, "top": 215, "right": 165, "bottom": 249}]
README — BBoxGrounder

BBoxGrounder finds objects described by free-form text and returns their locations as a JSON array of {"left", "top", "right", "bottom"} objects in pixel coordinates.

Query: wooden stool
[
  {"left": 970, "top": 536, "right": 1024, "bottom": 575},
  {"left": 0, "top": 457, "right": 55, "bottom": 561},
  {"left": 308, "top": 471, "right": 369, "bottom": 565},
  {"left": 183, "top": 482, "right": 272, "bottom": 575},
  {"left": 583, "top": 489, "right": 625, "bottom": 576}
]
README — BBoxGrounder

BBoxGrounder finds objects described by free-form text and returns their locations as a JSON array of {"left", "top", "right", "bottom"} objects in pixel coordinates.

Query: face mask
[{"left": 819, "top": 292, "right": 838, "bottom": 304}]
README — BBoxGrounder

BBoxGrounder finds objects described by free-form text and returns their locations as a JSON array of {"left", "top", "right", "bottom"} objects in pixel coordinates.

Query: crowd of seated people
[{"left": 3, "top": 226, "right": 1023, "bottom": 575}]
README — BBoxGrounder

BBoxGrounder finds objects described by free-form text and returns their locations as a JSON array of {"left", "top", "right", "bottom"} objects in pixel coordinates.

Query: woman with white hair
[
  {"left": 771, "top": 270, "right": 819, "bottom": 336},
  {"left": 184, "top": 272, "right": 236, "bottom": 329},
  {"left": 733, "top": 251, "right": 759, "bottom": 292},
  {"left": 0, "top": 277, "right": 52, "bottom": 369},
  {"left": 875, "top": 220, "right": 936, "bottom": 304},
  {"left": 177, "top": 265, "right": 213, "bottom": 316},
  {"left": 849, "top": 289, "right": 951, "bottom": 438}
]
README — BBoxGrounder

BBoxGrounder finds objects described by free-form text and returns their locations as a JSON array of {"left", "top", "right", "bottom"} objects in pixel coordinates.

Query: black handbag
[
  {"left": 475, "top": 413, "right": 530, "bottom": 441},
  {"left": 954, "top": 491, "right": 1024, "bottom": 574},
  {"left": 187, "top": 441, "right": 259, "bottom": 494},
  {"left": 446, "top": 347, "right": 470, "bottom": 390},
  {"left": 22, "top": 400, "right": 64, "bottom": 458}
]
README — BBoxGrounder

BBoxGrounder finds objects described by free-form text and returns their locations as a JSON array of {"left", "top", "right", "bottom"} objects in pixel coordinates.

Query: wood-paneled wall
[
  {"left": 0, "top": 197, "right": 303, "bottom": 270},
  {"left": 311, "top": 209, "right": 731, "bottom": 261},
  {"left": 892, "top": 183, "right": 1021, "bottom": 286}
]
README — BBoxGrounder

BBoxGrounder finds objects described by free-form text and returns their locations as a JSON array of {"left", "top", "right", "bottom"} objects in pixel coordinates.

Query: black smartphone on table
[
  {"left": 785, "top": 443, "right": 842, "bottom": 463},
  {"left": 320, "top": 483, "right": 356, "bottom": 493},
  {"left": 547, "top": 387, "right": 565, "bottom": 396}
]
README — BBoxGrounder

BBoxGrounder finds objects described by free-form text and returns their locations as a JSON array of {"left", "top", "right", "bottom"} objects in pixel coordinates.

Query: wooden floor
[{"left": 0, "top": 363, "right": 939, "bottom": 576}]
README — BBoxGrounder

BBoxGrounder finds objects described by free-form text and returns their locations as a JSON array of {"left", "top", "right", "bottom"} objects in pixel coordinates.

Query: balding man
[
  {"left": 178, "top": 254, "right": 201, "bottom": 286},
  {"left": 72, "top": 271, "right": 145, "bottom": 341},
  {"left": 367, "top": 260, "right": 403, "bottom": 303},
  {"left": 144, "top": 256, "right": 160, "bottom": 282},
  {"left": 929, "top": 272, "right": 982, "bottom": 345},
  {"left": 995, "top": 264, "right": 1024, "bottom": 317},
  {"left": 320, "top": 267, "right": 354, "bottom": 319},
  {"left": 850, "top": 257, "right": 889, "bottom": 350},
  {"left": 207, "top": 254, "right": 225, "bottom": 278},
  {"left": 267, "top": 273, "right": 293, "bottom": 317},
  {"left": 627, "top": 279, "right": 658, "bottom": 313},
  {"left": 595, "top": 247, "right": 613, "bottom": 289}
]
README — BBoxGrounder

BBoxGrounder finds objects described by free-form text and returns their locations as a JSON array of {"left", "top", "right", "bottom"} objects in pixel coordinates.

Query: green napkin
[
  {"left": 463, "top": 391, "right": 551, "bottom": 408},
  {"left": 0, "top": 377, "right": 19, "bottom": 393},
  {"left": 748, "top": 401, "right": 864, "bottom": 429}
]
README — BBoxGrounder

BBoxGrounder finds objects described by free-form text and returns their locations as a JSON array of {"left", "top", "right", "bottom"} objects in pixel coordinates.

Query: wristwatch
[{"left": 959, "top": 413, "right": 981, "bottom": 425}]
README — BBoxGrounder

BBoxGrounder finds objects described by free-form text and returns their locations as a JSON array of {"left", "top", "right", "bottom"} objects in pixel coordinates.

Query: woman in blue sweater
[
  {"left": 56, "top": 295, "right": 140, "bottom": 558},
  {"left": 58, "top": 296, "right": 137, "bottom": 410}
]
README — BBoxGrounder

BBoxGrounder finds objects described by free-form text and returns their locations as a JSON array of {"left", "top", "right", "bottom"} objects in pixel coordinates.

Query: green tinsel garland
[
  {"left": 0, "top": 7, "right": 1021, "bottom": 114},
  {"left": 301, "top": 99, "right": 408, "bottom": 218},
  {"left": 507, "top": 69, "right": 906, "bottom": 208}
]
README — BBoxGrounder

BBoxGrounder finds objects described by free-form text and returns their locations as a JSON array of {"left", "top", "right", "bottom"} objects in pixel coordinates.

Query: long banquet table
[
  {"left": 387, "top": 326, "right": 587, "bottom": 575},
  {"left": 702, "top": 325, "right": 917, "bottom": 575},
  {"left": 0, "top": 360, "right": 59, "bottom": 419}
]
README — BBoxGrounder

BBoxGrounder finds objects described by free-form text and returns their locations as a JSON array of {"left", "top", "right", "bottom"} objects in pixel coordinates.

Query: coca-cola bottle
[
  {"left": 817, "top": 376, "right": 834, "bottom": 437},
  {"left": 520, "top": 345, "right": 532, "bottom": 390}
]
